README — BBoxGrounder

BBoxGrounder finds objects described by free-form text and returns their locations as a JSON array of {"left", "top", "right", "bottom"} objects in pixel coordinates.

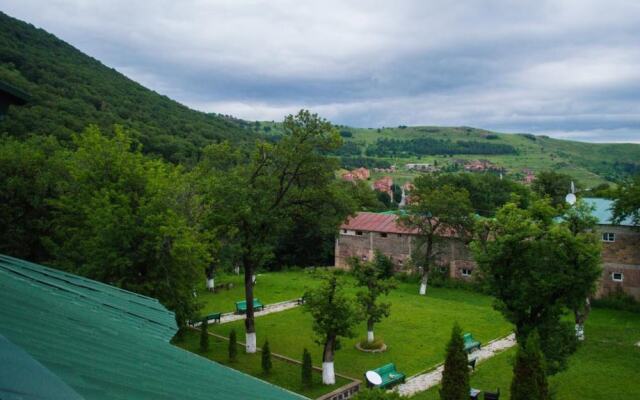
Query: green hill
[
  {"left": 0, "top": 12, "right": 254, "bottom": 163},
  {"left": 259, "top": 123, "right": 640, "bottom": 187}
]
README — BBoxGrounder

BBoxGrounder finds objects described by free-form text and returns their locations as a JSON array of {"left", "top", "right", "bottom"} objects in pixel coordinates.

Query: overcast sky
[{"left": 2, "top": 1, "right": 640, "bottom": 142}]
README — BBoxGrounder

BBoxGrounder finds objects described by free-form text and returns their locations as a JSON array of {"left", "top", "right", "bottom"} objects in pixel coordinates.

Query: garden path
[
  {"left": 192, "top": 299, "right": 301, "bottom": 327},
  {"left": 394, "top": 333, "right": 516, "bottom": 397}
]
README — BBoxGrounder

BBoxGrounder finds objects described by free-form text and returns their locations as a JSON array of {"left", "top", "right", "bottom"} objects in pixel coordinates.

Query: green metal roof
[
  {"left": 0, "top": 334, "right": 84, "bottom": 400},
  {"left": 582, "top": 197, "right": 634, "bottom": 226},
  {"left": 0, "top": 254, "right": 305, "bottom": 400}
]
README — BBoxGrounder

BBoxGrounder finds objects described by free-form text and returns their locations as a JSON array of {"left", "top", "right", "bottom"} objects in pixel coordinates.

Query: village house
[
  {"left": 373, "top": 176, "right": 394, "bottom": 199},
  {"left": 405, "top": 163, "right": 439, "bottom": 172},
  {"left": 341, "top": 167, "right": 370, "bottom": 182},
  {"left": 335, "top": 198, "right": 640, "bottom": 300}
]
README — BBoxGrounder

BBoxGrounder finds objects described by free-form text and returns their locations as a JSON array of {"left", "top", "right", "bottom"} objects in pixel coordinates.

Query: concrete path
[
  {"left": 395, "top": 333, "right": 516, "bottom": 397},
  {"left": 192, "top": 299, "right": 301, "bottom": 327}
]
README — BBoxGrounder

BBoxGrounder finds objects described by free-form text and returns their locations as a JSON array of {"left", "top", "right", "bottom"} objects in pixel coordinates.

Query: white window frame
[
  {"left": 611, "top": 272, "right": 623, "bottom": 282},
  {"left": 602, "top": 232, "right": 616, "bottom": 242},
  {"left": 461, "top": 268, "right": 472, "bottom": 277},
  {"left": 380, "top": 232, "right": 388, "bottom": 238}
]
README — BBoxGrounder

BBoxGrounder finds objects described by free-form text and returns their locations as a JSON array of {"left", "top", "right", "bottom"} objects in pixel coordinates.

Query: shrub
[
  {"left": 511, "top": 331, "right": 549, "bottom": 400},
  {"left": 302, "top": 348, "right": 313, "bottom": 388},
  {"left": 261, "top": 340, "right": 272, "bottom": 374},
  {"left": 199, "top": 318, "right": 209, "bottom": 352},
  {"left": 358, "top": 338, "right": 385, "bottom": 350},
  {"left": 440, "top": 323, "right": 469, "bottom": 400},
  {"left": 228, "top": 329, "right": 237, "bottom": 361},
  {"left": 592, "top": 288, "right": 640, "bottom": 313}
]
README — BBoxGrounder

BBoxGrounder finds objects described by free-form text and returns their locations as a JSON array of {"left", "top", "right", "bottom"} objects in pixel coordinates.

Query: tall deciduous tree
[
  {"left": 612, "top": 174, "right": 640, "bottom": 227},
  {"left": 561, "top": 200, "right": 601, "bottom": 340},
  {"left": 197, "top": 110, "right": 345, "bottom": 353},
  {"left": 511, "top": 331, "right": 549, "bottom": 400},
  {"left": 401, "top": 175, "right": 474, "bottom": 295},
  {"left": 531, "top": 170, "right": 577, "bottom": 208},
  {"left": 304, "top": 272, "right": 359, "bottom": 385},
  {"left": 47, "top": 126, "right": 209, "bottom": 330},
  {"left": 351, "top": 252, "right": 396, "bottom": 344},
  {"left": 472, "top": 199, "right": 601, "bottom": 374},
  {"left": 440, "top": 324, "right": 470, "bottom": 400}
]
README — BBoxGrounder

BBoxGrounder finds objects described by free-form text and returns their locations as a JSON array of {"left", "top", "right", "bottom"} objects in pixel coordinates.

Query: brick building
[
  {"left": 584, "top": 198, "right": 640, "bottom": 300},
  {"left": 334, "top": 212, "right": 475, "bottom": 279},
  {"left": 335, "top": 198, "right": 640, "bottom": 300}
]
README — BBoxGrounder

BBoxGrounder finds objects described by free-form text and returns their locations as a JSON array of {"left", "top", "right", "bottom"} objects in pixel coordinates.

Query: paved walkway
[
  {"left": 192, "top": 299, "right": 301, "bottom": 327},
  {"left": 395, "top": 333, "right": 517, "bottom": 397}
]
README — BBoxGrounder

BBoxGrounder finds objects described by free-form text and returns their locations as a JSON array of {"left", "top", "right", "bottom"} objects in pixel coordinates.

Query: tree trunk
[
  {"left": 205, "top": 263, "right": 215, "bottom": 291},
  {"left": 419, "top": 270, "right": 429, "bottom": 295},
  {"left": 367, "top": 318, "right": 375, "bottom": 343},
  {"left": 244, "top": 258, "right": 256, "bottom": 353},
  {"left": 322, "top": 335, "right": 336, "bottom": 385},
  {"left": 206, "top": 278, "right": 214, "bottom": 291},
  {"left": 574, "top": 298, "right": 591, "bottom": 341}
]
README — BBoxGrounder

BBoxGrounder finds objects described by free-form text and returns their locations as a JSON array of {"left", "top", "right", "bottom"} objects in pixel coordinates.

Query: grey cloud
[{"left": 1, "top": 0, "right": 639, "bottom": 142}]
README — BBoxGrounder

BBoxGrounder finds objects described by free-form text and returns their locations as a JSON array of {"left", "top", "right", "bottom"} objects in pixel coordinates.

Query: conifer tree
[
  {"left": 302, "top": 348, "right": 313, "bottom": 388},
  {"left": 229, "top": 329, "right": 237, "bottom": 361},
  {"left": 511, "top": 332, "right": 549, "bottom": 400},
  {"left": 440, "top": 324, "right": 469, "bottom": 400},
  {"left": 199, "top": 318, "right": 209, "bottom": 352},
  {"left": 262, "top": 340, "right": 272, "bottom": 374}
]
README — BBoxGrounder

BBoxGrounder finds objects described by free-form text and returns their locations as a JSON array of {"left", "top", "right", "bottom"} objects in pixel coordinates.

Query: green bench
[
  {"left": 366, "top": 363, "right": 406, "bottom": 389},
  {"left": 235, "top": 299, "right": 264, "bottom": 314},
  {"left": 204, "top": 312, "right": 222, "bottom": 324},
  {"left": 463, "top": 333, "right": 481, "bottom": 353}
]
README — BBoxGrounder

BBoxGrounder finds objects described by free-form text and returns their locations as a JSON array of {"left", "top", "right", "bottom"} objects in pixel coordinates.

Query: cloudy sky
[{"left": 3, "top": 1, "right": 640, "bottom": 142}]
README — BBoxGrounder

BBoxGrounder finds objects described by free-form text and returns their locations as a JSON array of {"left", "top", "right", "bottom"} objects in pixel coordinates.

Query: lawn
[
  {"left": 197, "top": 269, "right": 323, "bottom": 315},
  {"left": 176, "top": 329, "right": 350, "bottom": 399},
  {"left": 411, "top": 308, "right": 640, "bottom": 399},
  {"left": 209, "top": 279, "right": 513, "bottom": 379}
]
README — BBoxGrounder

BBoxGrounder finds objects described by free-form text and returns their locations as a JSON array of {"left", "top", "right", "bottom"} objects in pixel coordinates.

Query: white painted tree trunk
[
  {"left": 234, "top": 265, "right": 240, "bottom": 275},
  {"left": 322, "top": 362, "right": 335, "bottom": 385},
  {"left": 419, "top": 282, "right": 427, "bottom": 295},
  {"left": 252, "top": 274, "right": 257, "bottom": 284},
  {"left": 367, "top": 330, "right": 374, "bottom": 343},
  {"left": 246, "top": 332, "right": 257, "bottom": 353},
  {"left": 575, "top": 323, "right": 585, "bottom": 341},
  {"left": 206, "top": 278, "right": 214, "bottom": 291}
]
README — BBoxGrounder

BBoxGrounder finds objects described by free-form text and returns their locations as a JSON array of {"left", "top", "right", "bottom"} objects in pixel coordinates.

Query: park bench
[
  {"left": 203, "top": 312, "right": 222, "bottom": 324},
  {"left": 296, "top": 295, "right": 307, "bottom": 305},
  {"left": 188, "top": 312, "right": 221, "bottom": 326},
  {"left": 366, "top": 363, "right": 406, "bottom": 389},
  {"left": 235, "top": 299, "right": 264, "bottom": 314},
  {"left": 463, "top": 333, "right": 481, "bottom": 353},
  {"left": 484, "top": 388, "right": 500, "bottom": 400}
]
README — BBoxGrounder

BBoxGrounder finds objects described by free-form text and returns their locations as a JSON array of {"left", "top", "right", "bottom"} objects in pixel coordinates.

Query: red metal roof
[{"left": 340, "top": 212, "right": 419, "bottom": 234}]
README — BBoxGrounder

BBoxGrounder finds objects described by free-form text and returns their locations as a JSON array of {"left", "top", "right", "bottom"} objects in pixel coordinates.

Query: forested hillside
[{"left": 0, "top": 12, "right": 254, "bottom": 163}]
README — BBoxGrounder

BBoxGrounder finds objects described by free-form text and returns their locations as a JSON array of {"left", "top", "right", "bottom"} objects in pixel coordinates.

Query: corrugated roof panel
[
  {"left": 0, "top": 255, "right": 306, "bottom": 400},
  {"left": 582, "top": 198, "right": 635, "bottom": 226}
]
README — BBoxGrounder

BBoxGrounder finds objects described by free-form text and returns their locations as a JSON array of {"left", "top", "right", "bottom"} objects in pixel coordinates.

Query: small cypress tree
[
  {"left": 228, "top": 329, "right": 237, "bottom": 361},
  {"left": 261, "top": 340, "right": 272, "bottom": 374},
  {"left": 199, "top": 318, "right": 209, "bottom": 352},
  {"left": 511, "top": 331, "right": 549, "bottom": 400},
  {"left": 301, "top": 348, "right": 313, "bottom": 387},
  {"left": 440, "top": 323, "right": 469, "bottom": 400}
]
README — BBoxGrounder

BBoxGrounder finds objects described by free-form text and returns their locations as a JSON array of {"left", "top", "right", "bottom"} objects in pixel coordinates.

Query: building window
[
  {"left": 611, "top": 272, "right": 623, "bottom": 282},
  {"left": 461, "top": 268, "right": 472, "bottom": 277},
  {"left": 602, "top": 232, "right": 615, "bottom": 242},
  {"left": 397, "top": 234, "right": 402, "bottom": 238},
  {"left": 356, "top": 231, "right": 363, "bottom": 236},
  {"left": 380, "top": 232, "right": 388, "bottom": 238},
  {"left": 342, "top": 229, "right": 347, "bottom": 233}
]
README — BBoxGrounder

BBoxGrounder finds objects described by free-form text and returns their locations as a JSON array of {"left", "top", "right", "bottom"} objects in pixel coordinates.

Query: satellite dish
[{"left": 565, "top": 193, "right": 576, "bottom": 205}]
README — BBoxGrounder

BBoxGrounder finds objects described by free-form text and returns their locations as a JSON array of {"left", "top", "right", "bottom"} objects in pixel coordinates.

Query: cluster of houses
[
  {"left": 459, "top": 159, "right": 502, "bottom": 172},
  {"left": 405, "top": 163, "right": 439, "bottom": 172},
  {"left": 335, "top": 198, "right": 640, "bottom": 301},
  {"left": 521, "top": 168, "right": 536, "bottom": 184},
  {"left": 341, "top": 167, "right": 370, "bottom": 182}
]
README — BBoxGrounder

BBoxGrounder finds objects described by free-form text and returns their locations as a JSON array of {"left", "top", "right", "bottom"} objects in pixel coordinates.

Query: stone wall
[
  {"left": 595, "top": 225, "right": 640, "bottom": 300},
  {"left": 334, "top": 225, "right": 640, "bottom": 300}
]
